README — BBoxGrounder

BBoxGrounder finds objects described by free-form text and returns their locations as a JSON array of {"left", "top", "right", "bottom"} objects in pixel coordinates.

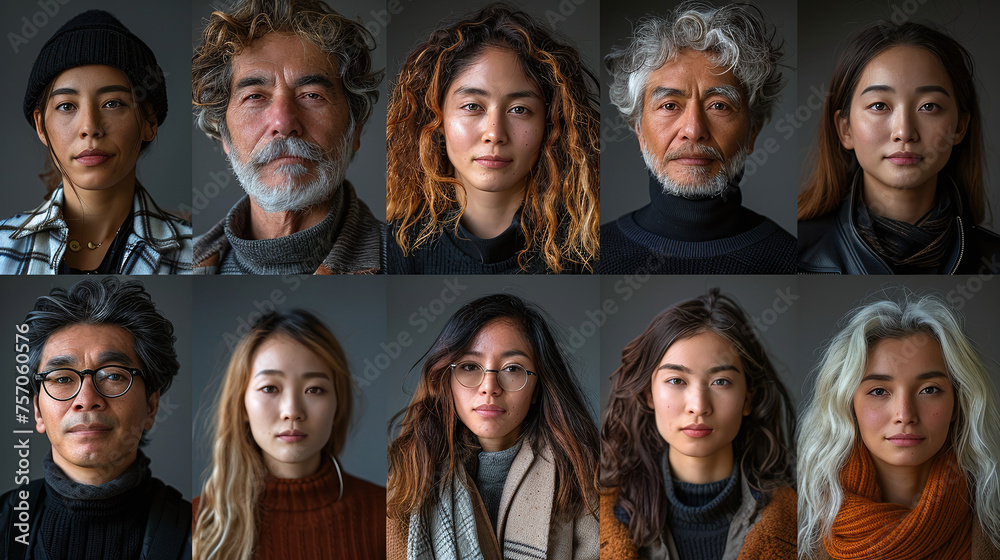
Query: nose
[
  {"left": 72, "top": 375, "right": 107, "bottom": 410},
  {"left": 478, "top": 369, "right": 503, "bottom": 396},
  {"left": 482, "top": 110, "right": 508, "bottom": 144},
  {"left": 686, "top": 387, "right": 712, "bottom": 417},
  {"left": 893, "top": 394, "right": 918, "bottom": 424},
  {"left": 680, "top": 105, "right": 709, "bottom": 142},
  {"left": 267, "top": 90, "right": 302, "bottom": 139},
  {"left": 281, "top": 393, "right": 306, "bottom": 422},
  {"left": 78, "top": 104, "right": 103, "bottom": 139},
  {"left": 892, "top": 110, "right": 918, "bottom": 143}
]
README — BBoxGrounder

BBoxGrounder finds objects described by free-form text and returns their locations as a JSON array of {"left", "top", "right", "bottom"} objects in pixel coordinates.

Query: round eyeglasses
[
  {"left": 449, "top": 361, "right": 537, "bottom": 392},
  {"left": 33, "top": 366, "right": 144, "bottom": 401}
]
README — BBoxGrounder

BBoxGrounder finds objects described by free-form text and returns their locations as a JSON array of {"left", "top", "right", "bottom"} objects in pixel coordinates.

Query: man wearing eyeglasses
[{"left": 0, "top": 278, "right": 190, "bottom": 560}]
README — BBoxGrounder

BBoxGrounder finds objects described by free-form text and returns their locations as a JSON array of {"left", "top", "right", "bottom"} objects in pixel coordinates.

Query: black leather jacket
[{"left": 798, "top": 182, "right": 1000, "bottom": 274}]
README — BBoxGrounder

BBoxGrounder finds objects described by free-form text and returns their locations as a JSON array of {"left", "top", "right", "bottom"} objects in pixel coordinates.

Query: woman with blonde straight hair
[
  {"left": 798, "top": 292, "right": 1000, "bottom": 559},
  {"left": 193, "top": 310, "right": 385, "bottom": 559}
]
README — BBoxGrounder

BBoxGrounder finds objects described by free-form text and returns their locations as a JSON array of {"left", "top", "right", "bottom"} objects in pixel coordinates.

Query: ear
[
  {"left": 352, "top": 123, "right": 363, "bottom": 153},
  {"left": 953, "top": 112, "right": 970, "bottom": 146},
  {"left": 143, "top": 390, "right": 160, "bottom": 431},
  {"left": 141, "top": 117, "right": 157, "bottom": 143},
  {"left": 34, "top": 110, "right": 48, "bottom": 146},
  {"left": 746, "top": 122, "right": 761, "bottom": 154},
  {"left": 835, "top": 109, "right": 854, "bottom": 150},
  {"left": 743, "top": 390, "right": 753, "bottom": 416},
  {"left": 221, "top": 136, "right": 231, "bottom": 156},
  {"left": 33, "top": 395, "right": 46, "bottom": 434},
  {"left": 633, "top": 121, "right": 646, "bottom": 152}
]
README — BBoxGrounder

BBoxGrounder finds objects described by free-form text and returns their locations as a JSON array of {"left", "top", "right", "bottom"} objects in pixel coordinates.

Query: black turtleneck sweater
[
  {"left": 598, "top": 176, "right": 796, "bottom": 274},
  {"left": 661, "top": 458, "right": 741, "bottom": 560}
]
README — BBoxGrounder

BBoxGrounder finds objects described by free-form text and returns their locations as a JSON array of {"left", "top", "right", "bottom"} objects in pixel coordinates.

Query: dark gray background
[
  {"left": 0, "top": 1, "right": 191, "bottom": 217},
  {"left": 385, "top": 276, "right": 602, "bottom": 434},
  {"left": 190, "top": 0, "right": 388, "bottom": 235},
  {"left": 600, "top": 0, "right": 798, "bottom": 235},
  {"left": 795, "top": 276, "right": 1000, "bottom": 402},
  {"left": 0, "top": 277, "right": 193, "bottom": 499},
  {"left": 798, "top": 0, "right": 1000, "bottom": 229},
  {"left": 598, "top": 276, "right": 802, "bottom": 415},
  {"left": 191, "top": 275, "right": 387, "bottom": 494}
]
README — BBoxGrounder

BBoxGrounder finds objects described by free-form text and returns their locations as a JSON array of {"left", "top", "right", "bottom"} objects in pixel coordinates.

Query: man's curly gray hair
[{"left": 605, "top": 1, "right": 784, "bottom": 134}]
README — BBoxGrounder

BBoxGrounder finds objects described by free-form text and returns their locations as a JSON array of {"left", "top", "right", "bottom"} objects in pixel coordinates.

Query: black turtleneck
[
  {"left": 598, "top": 175, "right": 796, "bottom": 274},
  {"left": 34, "top": 452, "right": 152, "bottom": 560},
  {"left": 661, "top": 456, "right": 741, "bottom": 560}
]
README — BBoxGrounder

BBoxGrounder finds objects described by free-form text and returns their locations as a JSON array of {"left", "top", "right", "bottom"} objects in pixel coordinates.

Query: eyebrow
[
  {"left": 657, "top": 363, "right": 741, "bottom": 374},
  {"left": 253, "top": 369, "right": 332, "bottom": 380},
  {"left": 649, "top": 87, "right": 685, "bottom": 102},
  {"left": 453, "top": 86, "right": 541, "bottom": 101},
  {"left": 49, "top": 85, "right": 131, "bottom": 98},
  {"left": 463, "top": 349, "right": 532, "bottom": 361},
  {"left": 235, "top": 74, "right": 337, "bottom": 91},
  {"left": 859, "top": 84, "right": 951, "bottom": 97},
  {"left": 860, "top": 371, "right": 949, "bottom": 383},
  {"left": 44, "top": 350, "right": 134, "bottom": 369}
]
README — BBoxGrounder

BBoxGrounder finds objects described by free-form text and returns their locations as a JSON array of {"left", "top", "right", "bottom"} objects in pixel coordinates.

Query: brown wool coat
[{"left": 599, "top": 484, "right": 797, "bottom": 559}]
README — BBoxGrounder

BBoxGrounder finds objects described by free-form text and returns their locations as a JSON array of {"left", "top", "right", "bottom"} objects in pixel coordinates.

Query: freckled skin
[{"left": 635, "top": 49, "right": 755, "bottom": 187}]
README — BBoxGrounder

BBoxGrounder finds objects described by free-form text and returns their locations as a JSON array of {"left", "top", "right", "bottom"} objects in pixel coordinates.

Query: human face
[
  {"left": 34, "top": 65, "right": 155, "bottom": 193},
  {"left": 837, "top": 46, "right": 969, "bottom": 195},
  {"left": 442, "top": 48, "right": 545, "bottom": 198},
  {"left": 224, "top": 33, "right": 359, "bottom": 212},
  {"left": 636, "top": 49, "right": 754, "bottom": 199},
  {"left": 244, "top": 335, "right": 337, "bottom": 479},
  {"left": 450, "top": 319, "right": 539, "bottom": 452},
  {"left": 647, "top": 331, "right": 750, "bottom": 482},
  {"left": 852, "top": 334, "right": 955, "bottom": 475},
  {"left": 34, "top": 323, "right": 159, "bottom": 486}
]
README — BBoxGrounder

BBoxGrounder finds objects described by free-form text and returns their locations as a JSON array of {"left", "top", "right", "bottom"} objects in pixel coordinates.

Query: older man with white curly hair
[{"left": 598, "top": 1, "right": 796, "bottom": 274}]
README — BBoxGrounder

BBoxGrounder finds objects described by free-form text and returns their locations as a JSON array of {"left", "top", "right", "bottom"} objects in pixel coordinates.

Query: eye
[
  {"left": 305, "top": 386, "right": 326, "bottom": 394},
  {"left": 301, "top": 92, "right": 325, "bottom": 101},
  {"left": 711, "top": 378, "right": 731, "bottom": 386},
  {"left": 242, "top": 93, "right": 264, "bottom": 102},
  {"left": 102, "top": 99, "right": 126, "bottom": 109},
  {"left": 500, "top": 364, "right": 524, "bottom": 373},
  {"left": 868, "top": 102, "right": 888, "bottom": 111},
  {"left": 509, "top": 106, "right": 529, "bottom": 115},
  {"left": 103, "top": 372, "right": 124, "bottom": 382},
  {"left": 919, "top": 102, "right": 940, "bottom": 112},
  {"left": 665, "top": 378, "right": 685, "bottom": 385},
  {"left": 458, "top": 363, "right": 480, "bottom": 372},
  {"left": 54, "top": 102, "right": 75, "bottom": 112},
  {"left": 920, "top": 386, "right": 943, "bottom": 395},
  {"left": 867, "top": 387, "right": 888, "bottom": 397},
  {"left": 461, "top": 102, "right": 482, "bottom": 112},
  {"left": 709, "top": 101, "right": 730, "bottom": 111},
  {"left": 660, "top": 102, "right": 678, "bottom": 111},
  {"left": 54, "top": 376, "right": 73, "bottom": 384},
  {"left": 260, "top": 385, "right": 278, "bottom": 394}
]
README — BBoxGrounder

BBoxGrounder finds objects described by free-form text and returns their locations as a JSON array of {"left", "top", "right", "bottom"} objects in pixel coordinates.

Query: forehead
[
  {"left": 467, "top": 319, "right": 532, "bottom": 352},
  {"left": 644, "top": 49, "right": 743, "bottom": 98},
  {"left": 250, "top": 334, "right": 334, "bottom": 379},
  {"left": 660, "top": 330, "right": 740, "bottom": 364},
  {"left": 51, "top": 64, "right": 130, "bottom": 89},
  {"left": 230, "top": 32, "right": 340, "bottom": 87},
  {"left": 39, "top": 323, "right": 139, "bottom": 365},
  {"left": 854, "top": 45, "right": 953, "bottom": 97},
  {"left": 865, "top": 333, "right": 948, "bottom": 376},
  {"left": 447, "top": 48, "right": 541, "bottom": 95}
]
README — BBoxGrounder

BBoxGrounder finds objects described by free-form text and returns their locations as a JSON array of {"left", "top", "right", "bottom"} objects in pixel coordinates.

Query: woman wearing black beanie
[{"left": 0, "top": 9, "right": 191, "bottom": 274}]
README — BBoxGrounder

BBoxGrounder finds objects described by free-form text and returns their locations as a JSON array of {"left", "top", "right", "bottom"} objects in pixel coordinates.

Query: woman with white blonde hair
[{"left": 797, "top": 292, "right": 1000, "bottom": 559}]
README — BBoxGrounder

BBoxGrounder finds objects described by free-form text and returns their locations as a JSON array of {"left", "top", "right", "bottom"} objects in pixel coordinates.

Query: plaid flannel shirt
[{"left": 0, "top": 184, "right": 192, "bottom": 274}]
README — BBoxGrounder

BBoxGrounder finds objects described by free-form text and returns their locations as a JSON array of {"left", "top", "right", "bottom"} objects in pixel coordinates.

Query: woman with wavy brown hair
[
  {"left": 193, "top": 310, "right": 385, "bottom": 559},
  {"left": 386, "top": 294, "right": 599, "bottom": 559},
  {"left": 600, "top": 288, "right": 797, "bottom": 559},
  {"left": 386, "top": 3, "right": 600, "bottom": 274}
]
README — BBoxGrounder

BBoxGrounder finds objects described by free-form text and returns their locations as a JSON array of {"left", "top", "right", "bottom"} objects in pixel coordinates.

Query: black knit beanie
[{"left": 23, "top": 9, "right": 168, "bottom": 128}]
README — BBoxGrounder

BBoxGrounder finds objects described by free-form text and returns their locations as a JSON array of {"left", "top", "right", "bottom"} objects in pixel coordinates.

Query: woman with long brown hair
[
  {"left": 600, "top": 289, "right": 796, "bottom": 559},
  {"left": 193, "top": 310, "right": 385, "bottom": 559},
  {"left": 797, "top": 22, "right": 1000, "bottom": 274},
  {"left": 386, "top": 294, "right": 599, "bottom": 558},
  {"left": 386, "top": 4, "right": 600, "bottom": 274}
]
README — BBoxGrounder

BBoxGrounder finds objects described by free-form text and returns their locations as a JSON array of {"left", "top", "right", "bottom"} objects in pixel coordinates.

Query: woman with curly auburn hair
[
  {"left": 600, "top": 288, "right": 797, "bottom": 559},
  {"left": 386, "top": 294, "right": 599, "bottom": 559},
  {"left": 193, "top": 310, "right": 385, "bottom": 560},
  {"left": 798, "top": 293, "right": 1000, "bottom": 559},
  {"left": 385, "top": 3, "right": 600, "bottom": 274}
]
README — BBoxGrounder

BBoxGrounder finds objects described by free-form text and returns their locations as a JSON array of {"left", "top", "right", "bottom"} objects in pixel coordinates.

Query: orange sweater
[{"left": 194, "top": 459, "right": 386, "bottom": 559}]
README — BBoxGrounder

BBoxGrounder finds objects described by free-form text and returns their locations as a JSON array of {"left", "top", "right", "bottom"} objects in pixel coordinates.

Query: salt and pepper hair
[
  {"left": 192, "top": 0, "right": 383, "bottom": 144},
  {"left": 797, "top": 292, "right": 1000, "bottom": 559},
  {"left": 605, "top": 1, "right": 784, "bottom": 134},
  {"left": 26, "top": 277, "right": 179, "bottom": 398}
]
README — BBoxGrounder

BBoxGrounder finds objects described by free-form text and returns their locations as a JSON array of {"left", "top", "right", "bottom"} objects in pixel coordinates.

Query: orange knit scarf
[{"left": 825, "top": 445, "right": 972, "bottom": 560}]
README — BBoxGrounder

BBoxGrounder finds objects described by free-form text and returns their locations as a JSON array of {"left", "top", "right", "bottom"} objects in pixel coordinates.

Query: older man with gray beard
[
  {"left": 598, "top": 2, "right": 796, "bottom": 274},
  {"left": 191, "top": 0, "right": 384, "bottom": 274}
]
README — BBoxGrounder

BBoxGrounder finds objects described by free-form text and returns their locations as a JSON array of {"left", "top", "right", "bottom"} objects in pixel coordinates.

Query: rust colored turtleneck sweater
[{"left": 195, "top": 458, "right": 386, "bottom": 559}]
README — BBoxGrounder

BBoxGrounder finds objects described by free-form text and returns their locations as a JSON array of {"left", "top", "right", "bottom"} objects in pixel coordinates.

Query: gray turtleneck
[
  {"left": 660, "top": 454, "right": 741, "bottom": 560},
  {"left": 475, "top": 440, "right": 522, "bottom": 530}
]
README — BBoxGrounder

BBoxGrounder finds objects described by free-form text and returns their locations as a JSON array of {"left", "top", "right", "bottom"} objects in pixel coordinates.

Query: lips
[
  {"left": 681, "top": 423, "right": 714, "bottom": 438},
  {"left": 278, "top": 429, "right": 307, "bottom": 443},
  {"left": 671, "top": 155, "right": 716, "bottom": 166},
  {"left": 269, "top": 155, "right": 313, "bottom": 166},
  {"left": 474, "top": 155, "right": 512, "bottom": 169},
  {"left": 67, "top": 423, "right": 112, "bottom": 435},
  {"left": 886, "top": 433, "right": 925, "bottom": 447},
  {"left": 74, "top": 148, "right": 112, "bottom": 167},
  {"left": 885, "top": 151, "right": 924, "bottom": 165},
  {"left": 474, "top": 404, "right": 505, "bottom": 418}
]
